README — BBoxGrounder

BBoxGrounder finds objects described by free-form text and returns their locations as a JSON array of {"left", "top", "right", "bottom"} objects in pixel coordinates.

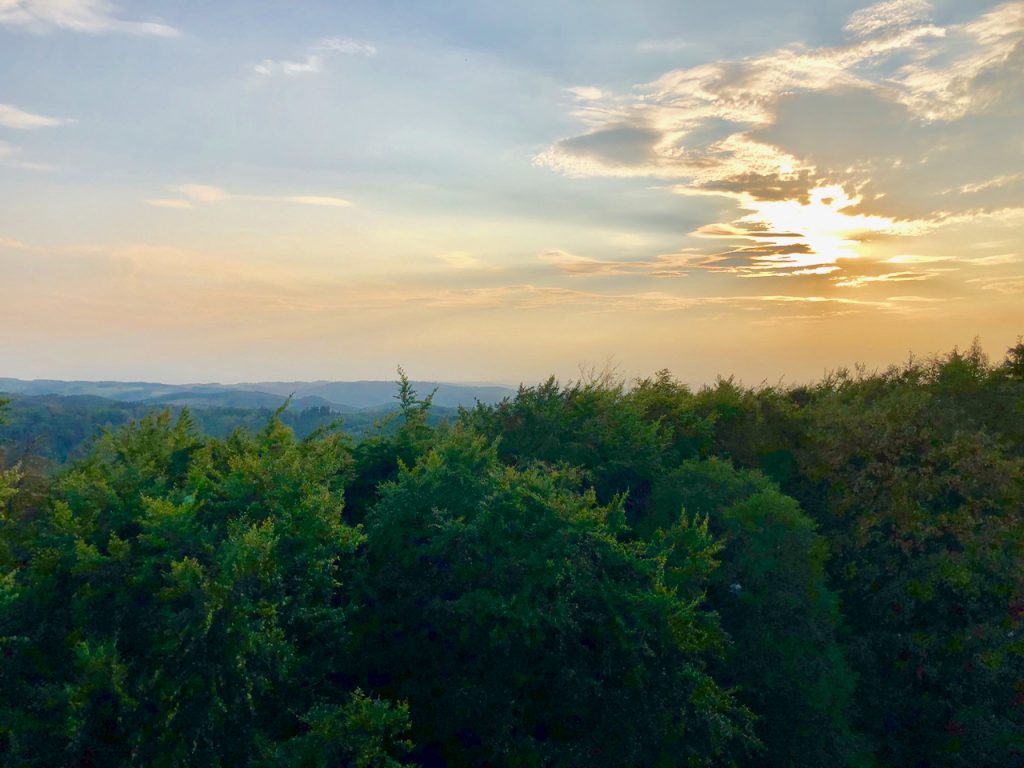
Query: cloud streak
[
  {"left": 0, "top": 0, "right": 178, "bottom": 36},
  {"left": 251, "top": 36, "right": 376, "bottom": 77},
  {"left": 0, "top": 139, "right": 55, "bottom": 171},
  {"left": 0, "top": 103, "right": 68, "bottom": 129},
  {"left": 144, "top": 184, "right": 353, "bottom": 209},
  {"left": 843, "top": 0, "right": 932, "bottom": 37},
  {"left": 536, "top": 0, "right": 1024, "bottom": 288}
]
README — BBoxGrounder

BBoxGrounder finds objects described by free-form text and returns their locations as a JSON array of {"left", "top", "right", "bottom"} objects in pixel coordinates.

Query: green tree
[
  {"left": 0, "top": 409, "right": 413, "bottom": 766},
  {"left": 461, "top": 376, "right": 667, "bottom": 523},
  {"left": 356, "top": 430, "right": 754, "bottom": 767},
  {"left": 0, "top": 398, "right": 18, "bottom": 508},
  {"left": 791, "top": 373, "right": 1024, "bottom": 768},
  {"left": 651, "top": 459, "right": 860, "bottom": 768},
  {"left": 344, "top": 369, "right": 440, "bottom": 525}
]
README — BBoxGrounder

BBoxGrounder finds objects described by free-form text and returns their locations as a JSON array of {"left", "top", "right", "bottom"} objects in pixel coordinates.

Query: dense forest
[
  {"left": 0, "top": 341, "right": 1022, "bottom": 767},
  {"left": 0, "top": 394, "right": 458, "bottom": 466}
]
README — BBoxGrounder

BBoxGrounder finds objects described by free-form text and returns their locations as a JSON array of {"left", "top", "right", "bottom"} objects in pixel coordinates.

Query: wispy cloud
[
  {"left": 402, "top": 286, "right": 937, "bottom": 317},
  {"left": 437, "top": 251, "right": 484, "bottom": 269},
  {"left": 145, "top": 184, "right": 353, "bottom": 209},
  {"left": 0, "top": 103, "right": 68, "bottom": 130},
  {"left": 539, "top": 249, "right": 688, "bottom": 278},
  {"left": 538, "top": 2, "right": 1018, "bottom": 182},
  {"left": 982, "top": 280, "right": 1024, "bottom": 294},
  {"left": 843, "top": 0, "right": 932, "bottom": 37},
  {"left": 967, "top": 253, "right": 1018, "bottom": 266},
  {"left": 0, "top": 0, "right": 178, "bottom": 36},
  {"left": 144, "top": 198, "right": 193, "bottom": 209},
  {"left": 885, "top": 254, "right": 952, "bottom": 264},
  {"left": 0, "top": 139, "right": 55, "bottom": 171},
  {"left": 955, "top": 173, "right": 1024, "bottom": 195},
  {"left": 833, "top": 271, "right": 933, "bottom": 288},
  {"left": 177, "top": 184, "right": 228, "bottom": 203},
  {"left": 251, "top": 36, "right": 376, "bottom": 77},
  {"left": 282, "top": 195, "right": 352, "bottom": 208},
  {"left": 968, "top": 274, "right": 1024, "bottom": 294},
  {"left": 536, "top": 0, "right": 1024, "bottom": 288}
]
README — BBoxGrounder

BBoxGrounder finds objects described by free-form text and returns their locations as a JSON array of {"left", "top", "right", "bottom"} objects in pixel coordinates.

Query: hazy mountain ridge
[{"left": 0, "top": 378, "right": 516, "bottom": 411}]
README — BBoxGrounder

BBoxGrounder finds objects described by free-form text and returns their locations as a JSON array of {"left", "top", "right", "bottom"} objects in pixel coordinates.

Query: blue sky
[{"left": 1, "top": 0, "right": 1022, "bottom": 384}]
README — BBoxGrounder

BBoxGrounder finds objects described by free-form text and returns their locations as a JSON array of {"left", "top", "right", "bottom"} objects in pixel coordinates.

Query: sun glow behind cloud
[
  {"left": 536, "top": 0, "right": 1024, "bottom": 298},
  {"left": 690, "top": 185, "right": 909, "bottom": 274},
  {"left": 0, "top": 0, "right": 1021, "bottom": 382}
]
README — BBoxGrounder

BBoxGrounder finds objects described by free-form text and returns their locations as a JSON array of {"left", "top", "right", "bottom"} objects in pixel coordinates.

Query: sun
[{"left": 734, "top": 185, "right": 900, "bottom": 270}]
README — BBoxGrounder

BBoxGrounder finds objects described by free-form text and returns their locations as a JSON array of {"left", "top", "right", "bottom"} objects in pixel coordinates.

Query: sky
[{"left": 0, "top": 0, "right": 1022, "bottom": 386}]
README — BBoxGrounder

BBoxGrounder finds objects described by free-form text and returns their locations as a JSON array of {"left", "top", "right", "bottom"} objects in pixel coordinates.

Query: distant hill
[
  {"left": 139, "top": 389, "right": 340, "bottom": 411},
  {"left": 0, "top": 392, "right": 459, "bottom": 466},
  {"left": 225, "top": 380, "right": 515, "bottom": 410},
  {"left": 0, "top": 378, "right": 515, "bottom": 411}
]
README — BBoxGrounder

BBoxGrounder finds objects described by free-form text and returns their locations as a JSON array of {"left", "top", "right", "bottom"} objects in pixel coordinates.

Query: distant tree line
[
  {"left": 0, "top": 341, "right": 1021, "bottom": 767},
  {"left": 0, "top": 396, "right": 456, "bottom": 466}
]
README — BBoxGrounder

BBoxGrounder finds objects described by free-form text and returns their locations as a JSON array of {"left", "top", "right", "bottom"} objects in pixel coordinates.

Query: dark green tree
[
  {"left": 0, "top": 409, "right": 413, "bottom": 766},
  {"left": 461, "top": 376, "right": 667, "bottom": 522},
  {"left": 344, "top": 368, "right": 440, "bottom": 525},
  {"left": 651, "top": 459, "right": 860, "bottom": 768},
  {"left": 790, "top": 370, "right": 1024, "bottom": 768},
  {"left": 356, "top": 430, "right": 754, "bottom": 767}
]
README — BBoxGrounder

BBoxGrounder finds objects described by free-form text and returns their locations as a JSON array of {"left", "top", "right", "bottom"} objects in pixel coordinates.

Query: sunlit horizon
[{"left": 1, "top": 0, "right": 1021, "bottom": 384}]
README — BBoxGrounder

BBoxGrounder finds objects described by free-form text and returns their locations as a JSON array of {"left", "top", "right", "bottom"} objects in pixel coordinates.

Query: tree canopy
[{"left": 1, "top": 342, "right": 1022, "bottom": 766}]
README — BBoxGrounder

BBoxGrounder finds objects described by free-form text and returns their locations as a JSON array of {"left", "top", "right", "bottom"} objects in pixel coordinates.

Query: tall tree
[{"left": 356, "top": 430, "right": 754, "bottom": 767}]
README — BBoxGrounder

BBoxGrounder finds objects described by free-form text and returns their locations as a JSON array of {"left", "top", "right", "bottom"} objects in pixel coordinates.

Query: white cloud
[
  {"left": 252, "top": 58, "right": 320, "bottom": 77},
  {"left": 144, "top": 198, "right": 192, "bottom": 209},
  {"left": 566, "top": 86, "right": 604, "bottom": 101},
  {"left": 538, "top": 249, "right": 689, "bottom": 278},
  {"left": 146, "top": 184, "right": 353, "bottom": 209},
  {"left": 539, "top": 2, "right": 1020, "bottom": 183},
  {"left": 251, "top": 36, "right": 376, "bottom": 77},
  {"left": 319, "top": 37, "right": 377, "bottom": 56},
  {"left": 833, "top": 271, "right": 932, "bottom": 288},
  {"left": 967, "top": 253, "right": 1018, "bottom": 266},
  {"left": 979, "top": 278, "right": 1024, "bottom": 294},
  {"left": 282, "top": 195, "right": 352, "bottom": 208},
  {"left": 0, "top": 138, "right": 55, "bottom": 171},
  {"left": 437, "top": 251, "right": 482, "bottom": 269},
  {"left": 536, "top": 1, "right": 1024, "bottom": 289},
  {"left": 178, "top": 184, "right": 229, "bottom": 203},
  {"left": 957, "top": 173, "right": 1024, "bottom": 194},
  {"left": 0, "top": 103, "right": 67, "bottom": 129},
  {"left": 0, "top": 0, "right": 178, "bottom": 36},
  {"left": 843, "top": 0, "right": 932, "bottom": 37},
  {"left": 885, "top": 254, "right": 952, "bottom": 264}
]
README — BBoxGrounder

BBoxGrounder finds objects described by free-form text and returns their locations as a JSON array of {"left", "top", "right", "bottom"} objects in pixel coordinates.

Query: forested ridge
[
  {"left": 0, "top": 342, "right": 1021, "bottom": 767},
  {"left": 0, "top": 394, "right": 457, "bottom": 466}
]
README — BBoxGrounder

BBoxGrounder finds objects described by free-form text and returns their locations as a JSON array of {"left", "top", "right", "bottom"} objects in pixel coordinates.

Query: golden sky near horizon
[{"left": 0, "top": 0, "right": 1022, "bottom": 385}]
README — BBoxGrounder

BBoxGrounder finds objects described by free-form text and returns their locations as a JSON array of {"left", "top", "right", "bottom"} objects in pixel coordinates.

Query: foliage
[
  {"left": 461, "top": 376, "right": 670, "bottom": 522},
  {"left": 0, "top": 393, "right": 456, "bottom": 468},
  {"left": 0, "top": 409, "right": 411, "bottom": 767},
  {"left": 1, "top": 341, "right": 1022, "bottom": 766},
  {"left": 355, "top": 431, "right": 754, "bottom": 767},
  {"left": 677, "top": 342, "right": 1024, "bottom": 767},
  {"left": 467, "top": 373, "right": 859, "bottom": 766},
  {"left": 652, "top": 459, "right": 860, "bottom": 768},
  {"left": 344, "top": 369, "right": 441, "bottom": 524}
]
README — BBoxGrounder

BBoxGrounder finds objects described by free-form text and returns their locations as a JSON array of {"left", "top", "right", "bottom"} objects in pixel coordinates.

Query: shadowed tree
[{"left": 355, "top": 430, "right": 755, "bottom": 767}]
